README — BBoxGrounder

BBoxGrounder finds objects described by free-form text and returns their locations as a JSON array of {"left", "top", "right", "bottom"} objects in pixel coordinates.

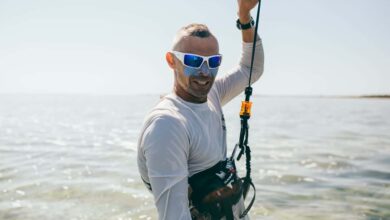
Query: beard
[{"left": 187, "top": 77, "right": 214, "bottom": 99}]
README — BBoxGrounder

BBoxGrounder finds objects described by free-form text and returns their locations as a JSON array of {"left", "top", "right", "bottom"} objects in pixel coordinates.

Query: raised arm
[{"left": 214, "top": 0, "right": 265, "bottom": 106}]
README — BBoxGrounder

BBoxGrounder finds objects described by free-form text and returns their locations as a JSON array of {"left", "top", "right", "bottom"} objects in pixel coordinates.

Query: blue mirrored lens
[
  {"left": 208, "top": 56, "right": 222, "bottom": 68},
  {"left": 183, "top": 65, "right": 219, "bottom": 77},
  {"left": 184, "top": 54, "right": 203, "bottom": 68}
]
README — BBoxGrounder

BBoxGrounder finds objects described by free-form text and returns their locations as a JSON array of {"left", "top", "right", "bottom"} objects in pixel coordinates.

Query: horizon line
[{"left": 0, "top": 92, "right": 389, "bottom": 99}]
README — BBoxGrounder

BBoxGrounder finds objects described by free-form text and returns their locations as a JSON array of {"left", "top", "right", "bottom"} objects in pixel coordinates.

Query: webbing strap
[{"left": 239, "top": 180, "right": 256, "bottom": 218}]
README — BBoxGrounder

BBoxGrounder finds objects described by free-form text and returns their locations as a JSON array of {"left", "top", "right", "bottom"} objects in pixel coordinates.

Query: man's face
[{"left": 172, "top": 35, "right": 219, "bottom": 103}]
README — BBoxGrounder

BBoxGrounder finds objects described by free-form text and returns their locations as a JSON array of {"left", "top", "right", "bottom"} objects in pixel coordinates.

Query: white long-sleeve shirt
[{"left": 137, "top": 39, "right": 264, "bottom": 220}]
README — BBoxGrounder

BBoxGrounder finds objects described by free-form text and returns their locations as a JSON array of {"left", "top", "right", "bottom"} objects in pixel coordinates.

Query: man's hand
[
  {"left": 237, "top": 0, "right": 259, "bottom": 23},
  {"left": 237, "top": 0, "right": 259, "bottom": 42}
]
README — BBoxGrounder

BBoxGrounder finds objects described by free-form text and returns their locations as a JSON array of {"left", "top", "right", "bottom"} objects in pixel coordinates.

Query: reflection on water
[{"left": 0, "top": 94, "right": 389, "bottom": 220}]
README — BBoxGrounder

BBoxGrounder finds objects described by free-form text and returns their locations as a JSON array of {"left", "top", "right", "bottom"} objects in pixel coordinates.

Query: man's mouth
[{"left": 192, "top": 79, "right": 210, "bottom": 86}]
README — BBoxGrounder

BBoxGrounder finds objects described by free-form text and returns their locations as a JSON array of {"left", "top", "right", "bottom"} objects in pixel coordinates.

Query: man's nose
[{"left": 199, "top": 62, "right": 211, "bottom": 76}]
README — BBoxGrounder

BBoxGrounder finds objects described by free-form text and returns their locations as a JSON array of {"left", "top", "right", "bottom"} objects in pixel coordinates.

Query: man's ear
[{"left": 166, "top": 52, "right": 175, "bottom": 69}]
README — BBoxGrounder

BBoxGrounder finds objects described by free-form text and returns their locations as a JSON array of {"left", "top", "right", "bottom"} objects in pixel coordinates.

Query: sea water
[{"left": 0, "top": 94, "right": 389, "bottom": 220}]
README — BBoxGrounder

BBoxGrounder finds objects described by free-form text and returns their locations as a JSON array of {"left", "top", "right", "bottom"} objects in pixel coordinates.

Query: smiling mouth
[{"left": 193, "top": 80, "right": 209, "bottom": 86}]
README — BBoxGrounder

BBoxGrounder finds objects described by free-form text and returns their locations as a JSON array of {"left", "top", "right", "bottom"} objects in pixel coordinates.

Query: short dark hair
[
  {"left": 182, "top": 23, "right": 211, "bottom": 38},
  {"left": 171, "top": 23, "right": 216, "bottom": 50}
]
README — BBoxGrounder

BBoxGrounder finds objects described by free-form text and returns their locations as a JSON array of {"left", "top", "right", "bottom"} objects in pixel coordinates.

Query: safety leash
[{"left": 230, "top": 0, "right": 262, "bottom": 218}]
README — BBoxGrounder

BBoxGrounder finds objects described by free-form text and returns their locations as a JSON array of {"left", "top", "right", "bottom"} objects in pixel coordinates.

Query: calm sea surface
[{"left": 0, "top": 94, "right": 389, "bottom": 220}]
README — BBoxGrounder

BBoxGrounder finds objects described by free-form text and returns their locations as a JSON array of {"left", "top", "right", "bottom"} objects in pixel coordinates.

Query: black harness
[{"left": 189, "top": 159, "right": 242, "bottom": 219}]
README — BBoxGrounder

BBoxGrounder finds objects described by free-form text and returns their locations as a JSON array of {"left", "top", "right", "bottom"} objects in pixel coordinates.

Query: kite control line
[{"left": 230, "top": 0, "right": 262, "bottom": 218}]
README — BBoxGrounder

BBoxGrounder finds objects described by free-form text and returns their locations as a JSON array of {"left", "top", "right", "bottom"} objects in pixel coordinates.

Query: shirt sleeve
[
  {"left": 215, "top": 38, "right": 264, "bottom": 106},
  {"left": 141, "top": 115, "right": 192, "bottom": 220}
]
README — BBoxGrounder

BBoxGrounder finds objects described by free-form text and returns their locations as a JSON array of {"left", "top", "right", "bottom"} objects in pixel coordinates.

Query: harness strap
[{"left": 239, "top": 180, "right": 256, "bottom": 218}]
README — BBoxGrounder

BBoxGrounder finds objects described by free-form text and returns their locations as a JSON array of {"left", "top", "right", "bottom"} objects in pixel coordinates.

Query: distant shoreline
[{"left": 356, "top": 95, "right": 390, "bottom": 99}]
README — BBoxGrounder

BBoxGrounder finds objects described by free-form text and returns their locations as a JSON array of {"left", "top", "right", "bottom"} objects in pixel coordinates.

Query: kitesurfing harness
[{"left": 188, "top": 1, "right": 263, "bottom": 219}]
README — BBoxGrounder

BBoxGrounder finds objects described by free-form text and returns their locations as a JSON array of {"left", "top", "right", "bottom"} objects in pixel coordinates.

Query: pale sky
[{"left": 0, "top": 0, "right": 389, "bottom": 96}]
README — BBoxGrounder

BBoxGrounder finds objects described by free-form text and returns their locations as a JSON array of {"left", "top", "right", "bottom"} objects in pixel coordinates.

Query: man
[{"left": 137, "top": 0, "right": 264, "bottom": 219}]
